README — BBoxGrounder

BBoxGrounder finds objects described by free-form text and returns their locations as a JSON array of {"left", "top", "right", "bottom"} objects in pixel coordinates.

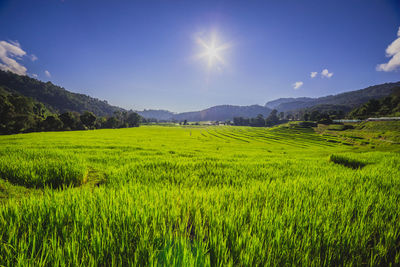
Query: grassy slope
[
  {"left": 317, "top": 121, "right": 400, "bottom": 145},
  {"left": 0, "top": 125, "right": 399, "bottom": 265}
]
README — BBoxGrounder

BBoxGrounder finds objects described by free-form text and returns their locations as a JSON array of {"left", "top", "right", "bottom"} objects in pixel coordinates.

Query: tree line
[
  {"left": 233, "top": 109, "right": 343, "bottom": 127},
  {"left": 348, "top": 91, "right": 400, "bottom": 119},
  {"left": 233, "top": 110, "right": 286, "bottom": 127},
  {"left": 0, "top": 87, "right": 141, "bottom": 135}
]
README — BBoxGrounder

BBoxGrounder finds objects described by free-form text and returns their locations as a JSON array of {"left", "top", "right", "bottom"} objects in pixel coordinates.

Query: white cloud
[
  {"left": 377, "top": 26, "right": 400, "bottom": 72},
  {"left": 31, "top": 73, "right": 38, "bottom": 78},
  {"left": 0, "top": 40, "right": 27, "bottom": 75},
  {"left": 321, "top": 68, "right": 333, "bottom": 78},
  {"left": 310, "top": 71, "right": 318, "bottom": 78},
  {"left": 292, "top": 81, "right": 303, "bottom": 90},
  {"left": 44, "top": 70, "right": 51, "bottom": 77},
  {"left": 30, "top": 54, "right": 38, "bottom": 62}
]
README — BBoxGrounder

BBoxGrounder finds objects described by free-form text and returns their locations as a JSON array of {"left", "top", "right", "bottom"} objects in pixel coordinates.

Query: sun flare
[{"left": 196, "top": 33, "right": 230, "bottom": 68}]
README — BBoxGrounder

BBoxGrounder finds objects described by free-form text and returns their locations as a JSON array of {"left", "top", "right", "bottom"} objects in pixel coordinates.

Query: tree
[
  {"left": 233, "top": 117, "right": 250, "bottom": 126},
  {"left": 265, "top": 109, "right": 279, "bottom": 126},
  {"left": 95, "top": 116, "right": 107, "bottom": 129},
  {"left": 104, "top": 116, "right": 120, "bottom": 128},
  {"left": 250, "top": 114, "right": 265, "bottom": 127},
  {"left": 42, "top": 115, "right": 63, "bottom": 131},
  {"left": 33, "top": 103, "right": 47, "bottom": 118},
  {"left": 80, "top": 111, "right": 97, "bottom": 129},
  {"left": 309, "top": 111, "right": 321, "bottom": 121},
  {"left": 60, "top": 112, "right": 78, "bottom": 130},
  {"left": 126, "top": 112, "right": 141, "bottom": 127}
]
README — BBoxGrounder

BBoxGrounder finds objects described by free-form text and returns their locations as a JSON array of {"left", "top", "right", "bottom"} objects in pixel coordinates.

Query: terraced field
[{"left": 0, "top": 124, "right": 399, "bottom": 266}]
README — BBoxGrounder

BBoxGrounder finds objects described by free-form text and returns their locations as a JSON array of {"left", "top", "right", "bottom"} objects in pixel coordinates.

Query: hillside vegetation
[
  {"left": 0, "top": 86, "right": 53, "bottom": 134},
  {"left": 266, "top": 82, "right": 400, "bottom": 112},
  {"left": 0, "top": 125, "right": 399, "bottom": 265},
  {"left": 0, "top": 70, "right": 123, "bottom": 116},
  {"left": 318, "top": 121, "right": 400, "bottom": 144},
  {"left": 348, "top": 87, "right": 400, "bottom": 119},
  {"left": 0, "top": 72, "right": 142, "bottom": 134}
]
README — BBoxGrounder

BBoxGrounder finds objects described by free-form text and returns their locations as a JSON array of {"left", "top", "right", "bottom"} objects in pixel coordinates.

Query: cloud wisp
[
  {"left": 292, "top": 81, "right": 303, "bottom": 90},
  {"left": 310, "top": 71, "right": 317, "bottom": 78},
  {"left": 321, "top": 68, "right": 333, "bottom": 78},
  {"left": 377, "top": 27, "right": 400, "bottom": 72},
  {"left": 30, "top": 54, "right": 38, "bottom": 62},
  {"left": 0, "top": 40, "right": 27, "bottom": 75},
  {"left": 44, "top": 70, "right": 51, "bottom": 77}
]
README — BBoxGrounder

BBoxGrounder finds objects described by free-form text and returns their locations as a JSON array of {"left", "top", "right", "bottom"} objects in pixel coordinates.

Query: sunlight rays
[{"left": 195, "top": 32, "right": 231, "bottom": 69}]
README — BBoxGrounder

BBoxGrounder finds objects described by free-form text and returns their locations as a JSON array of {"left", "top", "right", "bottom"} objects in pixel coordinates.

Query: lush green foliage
[
  {"left": 0, "top": 124, "right": 399, "bottom": 266},
  {"left": 0, "top": 70, "right": 123, "bottom": 116},
  {"left": 233, "top": 110, "right": 285, "bottom": 127},
  {"left": 348, "top": 87, "right": 400, "bottom": 119},
  {"left": 0, "top": 86, "right": 52, "bottom": 134},
  {"left": 0, "top": 84, "right": 141, "bottom": 134}
]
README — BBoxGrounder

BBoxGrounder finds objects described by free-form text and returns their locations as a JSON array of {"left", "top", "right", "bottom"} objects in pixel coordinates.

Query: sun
[{"left": 195, "top": 33, "right": 230, "bottom": 69}]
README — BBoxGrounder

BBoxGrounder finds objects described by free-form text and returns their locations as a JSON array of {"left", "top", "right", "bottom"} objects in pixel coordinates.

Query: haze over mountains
[{"left": 1, "top": 70, "right": 399, "bottom": 122}]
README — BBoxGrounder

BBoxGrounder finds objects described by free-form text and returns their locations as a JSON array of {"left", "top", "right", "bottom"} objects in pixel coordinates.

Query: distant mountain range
[
  {"left": 1, "top": 69, "right": 399, "bottom": 121},
  {"left": 174, "top": 105, "right": 271, "bottom": 121},
  {"left": 139, "top": 82, "right": 399, "bottom": 121},
  {"left": 265, "top": 97, "right": 314, "bottom": 110},
  {"left": 0, "top": 70, "right": 123, "bottom": 116},
  {"left": 265, "top": 82, "right": 400, "bottom": 112},
  {"left": 138, "top": 105, "right": 271, "bottom": 121},
  {"left": 137, "top": 110, "right": 176, "bottom": 121}
]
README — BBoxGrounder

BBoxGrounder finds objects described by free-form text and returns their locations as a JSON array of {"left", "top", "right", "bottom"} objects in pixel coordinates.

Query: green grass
[
  {"left": 0, "top": 125, "right": 399, "bottom": 266},
  {"left": 318, "top": 121, "right": 400, "bottom": 145},
  {"left": 0, "top": 149, "right": 88, "bottom": 188}
]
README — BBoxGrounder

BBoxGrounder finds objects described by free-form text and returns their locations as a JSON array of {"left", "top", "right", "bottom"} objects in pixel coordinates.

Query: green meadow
[{"left": 0, "top": 123, "right": 399, "bottom": 266}]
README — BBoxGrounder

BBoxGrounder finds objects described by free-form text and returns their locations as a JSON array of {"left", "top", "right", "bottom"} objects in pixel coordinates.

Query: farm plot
[{"left": 0, "top": 125, "right": 399, "bottom": 266}]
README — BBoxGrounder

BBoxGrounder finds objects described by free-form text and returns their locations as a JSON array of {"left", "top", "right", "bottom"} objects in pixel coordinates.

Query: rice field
[{"left": 0, "top": 124, "right": 399, "bottom": 266}]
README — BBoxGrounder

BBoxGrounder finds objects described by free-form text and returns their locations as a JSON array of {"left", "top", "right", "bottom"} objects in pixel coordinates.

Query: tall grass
[
  {"left": 0, "top": 149, "right": 87, "bottom": 188},
  {"left": 0, "top": 126, "right": 399, "bottom": 265}
]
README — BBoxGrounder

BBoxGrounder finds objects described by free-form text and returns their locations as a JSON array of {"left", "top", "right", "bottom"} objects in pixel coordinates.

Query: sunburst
[{"left": 195, "top": 33, "right": 230, "bottom": 69}]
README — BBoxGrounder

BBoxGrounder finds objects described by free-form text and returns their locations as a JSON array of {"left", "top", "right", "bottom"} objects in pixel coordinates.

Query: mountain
[
  {"left": 0, "top": 70, "right": 124, "bottom": 116},
  {"left": 265, "top": 82, "right": 400, "bottom": 112},
  {"left": 265, "top": 97, "right": 313, "bottom": 109},
  {"left": 171, "top": 105, "right": 272, "bottom": 121},
  {"left": 138, "top": 105, "right": 272, "bottom": 122},
  {"left": 137, "top": 109, "right": 176, "bottom": 120}
]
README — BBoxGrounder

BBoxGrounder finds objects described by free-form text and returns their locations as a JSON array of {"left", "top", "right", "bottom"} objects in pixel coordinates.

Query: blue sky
[{"left": 0, "top": 0, "right": 399, "bottom": 112}]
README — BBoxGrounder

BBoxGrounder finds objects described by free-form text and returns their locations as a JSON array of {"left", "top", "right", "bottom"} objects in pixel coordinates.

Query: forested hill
[
  {"left": 348, "top": 87, "right": 400, "bottom": 119},
  {"left": 265, "top": 82, "right": 400, "bottom": 112},
  {"left": 0, "top": 70, "right": 124, "bottom": 116}
]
